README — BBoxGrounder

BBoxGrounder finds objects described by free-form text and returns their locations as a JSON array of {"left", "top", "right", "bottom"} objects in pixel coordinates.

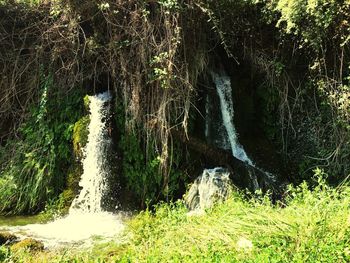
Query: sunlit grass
[{"left": 2, "top": 176, "right": 350, "bottom": 262}]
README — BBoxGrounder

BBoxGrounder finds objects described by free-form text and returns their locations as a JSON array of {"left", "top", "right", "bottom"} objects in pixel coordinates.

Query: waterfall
[
  {"left": 210, "top": 71, "right": 253, "bottom": 166},
  {"left": 70, "top": 91, "right": 112, "bottom": 213},
  {"left": 208, "top": 70, "right": 277, "bottom": 191},
  {"left": 187, "top": 69, "right": 278, "bottom": 212},
  {"left": 1, "top": 91, "right": 124, "bottom": 248}
]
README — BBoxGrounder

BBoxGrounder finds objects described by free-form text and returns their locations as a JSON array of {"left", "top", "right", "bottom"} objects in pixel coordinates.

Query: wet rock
[
  {"left": 0, "top": 232, "right": 17, "bottom": 245},
  {"left": 11, "top": 238, "right": 44, "bottom": 252},
  {"left": 185, "top": 167, "right": 233, "bottom": 211}
]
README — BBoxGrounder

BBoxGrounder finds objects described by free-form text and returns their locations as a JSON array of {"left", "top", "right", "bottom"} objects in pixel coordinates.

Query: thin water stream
[{"left": 210, "top": 71, "right": 254, "bottom": 165}]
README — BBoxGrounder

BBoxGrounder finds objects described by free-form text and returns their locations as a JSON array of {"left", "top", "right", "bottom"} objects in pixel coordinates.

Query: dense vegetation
[{"left": 0, "top": 0, "right": 349, "bottom": 225}]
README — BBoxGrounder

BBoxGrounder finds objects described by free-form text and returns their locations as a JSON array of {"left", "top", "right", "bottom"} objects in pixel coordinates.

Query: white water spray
[
  {"left": 1, "top": 91, "right": 124, "bottom": 248},
  {"left": 70, "top": 91, "right": 112, "bottom": 213}
]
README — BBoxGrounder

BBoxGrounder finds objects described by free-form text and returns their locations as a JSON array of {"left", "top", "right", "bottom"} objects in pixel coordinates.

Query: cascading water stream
[
  {"left": 0, "top": 91, "right": 124, "bottom": 248},
  {"left": 70, "top": 91, "right": 112, "bottom": 213},
  {"left": 210, "top": 71, "right": 253, "bottom": 166},
  {"left": 203, "top": 70, "right": 276, "bottom": 192}
]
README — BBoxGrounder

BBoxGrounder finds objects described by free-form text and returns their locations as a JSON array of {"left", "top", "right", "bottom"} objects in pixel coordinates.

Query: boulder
[{"left": 185, "top": 167, "right": 233, "bottom": 211}]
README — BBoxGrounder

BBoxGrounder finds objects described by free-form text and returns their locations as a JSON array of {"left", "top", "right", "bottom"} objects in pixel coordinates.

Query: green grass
[{"left": 2, "top": 176, "right": 350, "bottom": 262}]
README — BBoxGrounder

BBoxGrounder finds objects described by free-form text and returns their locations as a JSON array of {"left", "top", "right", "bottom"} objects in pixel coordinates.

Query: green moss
[
  {"left": 60, "top": 189, "right": 76, "bottom": 209},
  {"left": 66, "top": 165, "right": 83, "bottom": 192},
  {"left": 83, "top": 95, "right": 90, "bottom": 110},
  {"left": 11, "top": 238, "right": 44, "bottom": 253},
  {"left": 72, "top": 116, "right": 90, "bottom": 159},
  {"left": 57, "top": 164, "right": 83, "bottom": 212}
]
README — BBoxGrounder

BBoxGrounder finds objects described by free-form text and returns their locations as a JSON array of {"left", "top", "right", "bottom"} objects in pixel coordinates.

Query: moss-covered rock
[
  {"left": 60, "top": 189, "right": 76, "bottom": 211},
  {"left": 72, "top": 115, "right": 90, "bottom": 159},
  {"left": 60, "top": 104, "right": 90, "bottom": 212},
  {"left": 0, "top": 232, "right": 17, "bottom": 245},
  {"left": 67, "top": 165, "right": 83, "bottom": 192},
  {"left": 83, "top": 94, "right": 90, "bottom": 110},
  {"left": 58, "top": 164, "right": 83, "bottom": 211},
  {"left": 11, "top": 238, "right": 44, "bottom": 252}
]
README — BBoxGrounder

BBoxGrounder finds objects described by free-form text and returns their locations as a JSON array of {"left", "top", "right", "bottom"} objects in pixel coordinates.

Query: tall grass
[{"left": 3, "top": 174, "right": 350, "bottom": 262}]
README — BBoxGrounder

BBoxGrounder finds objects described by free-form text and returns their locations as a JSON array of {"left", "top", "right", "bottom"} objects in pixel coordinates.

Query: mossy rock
[
  {"left": 60, "top": 189, "right": 76, "bottom": 211},
  {"left": 60, "top": 165, "right": 83, "bottom": 210},
  {"left": 72, "top": 94, "right": 91, "bottom": 159},
  {"left": 11, "top": 238, "right": 44, "bottom": 252},
  {"left": 83, "top": 94, "right": 90, "bottom": 110},
  {"left": 73, "top": 115, "right": 90, "bottom": 159},
  {"left": 0, "top": 232, "right": 17, "bottom": 245},
  {"left": 67, "top": 165, "right": 83, "bottom": 191}
]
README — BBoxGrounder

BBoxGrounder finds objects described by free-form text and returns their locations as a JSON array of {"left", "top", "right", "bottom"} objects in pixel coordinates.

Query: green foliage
[
  {"left": 149, "top": 51, "right": 176, "bottom": 89},
  {"left": 116, "top": 93, "right": 186, "bottom": 207},
  {"left": 257, "top": 83, "right": 280, "bottom": 140},
  {"left": 297, "top": 76, "right": 350, "bottom": 179},
  {"left": 0, "top": 72, "right": 84, "bottom": 215},
  {"left": 0, "top": 0, "right": 44, "bottom": 6},
  {"left": 317, "top": 80, "right": 350, "bottom": 131},
  {"left": 120, "top": 132, "right": 186, "bottom": 206},
  {"left": 274, "top": 0, "right": 339, "bottom": 46},
  {"left": 247, "top": 0, "right": 349, "bottom": 51},
  {"left": 120, "top": 133, "right": 162, "bottom": 205},
  {"left": 158, "top": 0, "right": 179, "bottom": 10}
]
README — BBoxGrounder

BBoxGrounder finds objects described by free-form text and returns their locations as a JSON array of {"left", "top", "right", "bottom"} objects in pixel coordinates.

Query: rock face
[{"left": 185, "top": 168, "right": 233, "bottom": 211}]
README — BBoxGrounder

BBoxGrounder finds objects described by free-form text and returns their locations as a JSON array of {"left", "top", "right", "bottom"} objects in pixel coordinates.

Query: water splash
[
  {"left": 10, "top": 212, "right": 125, "bottom": 248},
  {"left": 1, "top": 91, "right": 124, "bottom": 248}
]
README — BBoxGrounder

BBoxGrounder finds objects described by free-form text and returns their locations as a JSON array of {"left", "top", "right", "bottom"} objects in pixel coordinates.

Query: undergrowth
[
  {"left": 2, "top": 173, "right": 350, "bottom": 262},
  {"left": 0, "top": 73, "right": 84, "bottom": 215}
]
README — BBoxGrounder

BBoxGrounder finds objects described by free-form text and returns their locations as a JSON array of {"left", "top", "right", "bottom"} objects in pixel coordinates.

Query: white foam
[{"left": 7, "top": 212, "right": 124, "bottom": 248}]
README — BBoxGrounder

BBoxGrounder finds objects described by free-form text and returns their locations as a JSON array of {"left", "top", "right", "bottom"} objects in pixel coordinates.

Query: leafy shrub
[{"left": 120, "top": 132, "right": 162, "bottom": 206}]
